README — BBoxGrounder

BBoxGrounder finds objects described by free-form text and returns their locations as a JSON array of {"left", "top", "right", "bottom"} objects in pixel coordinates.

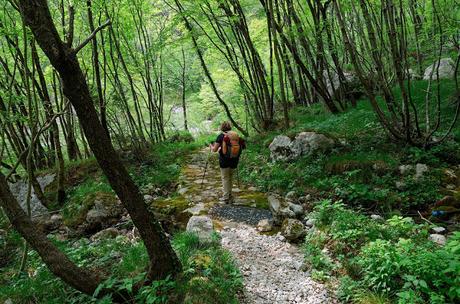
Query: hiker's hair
[{"left": 220, "top": 121, "right": 232, "bottom": 132}]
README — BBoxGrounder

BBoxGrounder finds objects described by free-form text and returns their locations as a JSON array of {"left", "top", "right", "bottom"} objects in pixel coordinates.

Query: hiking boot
[{"left": 219, "top": 196, "right": 234, "bottom": 205}]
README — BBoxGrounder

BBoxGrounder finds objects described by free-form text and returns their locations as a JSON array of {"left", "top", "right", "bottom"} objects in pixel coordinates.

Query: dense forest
[{"left": 0, "top": 0, "right": 459, "bottom": 303}]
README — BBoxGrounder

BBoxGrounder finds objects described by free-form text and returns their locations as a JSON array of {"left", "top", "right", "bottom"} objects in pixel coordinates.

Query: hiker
[{"left": 210, "top": 121, "right": 246, "bottom": 204}]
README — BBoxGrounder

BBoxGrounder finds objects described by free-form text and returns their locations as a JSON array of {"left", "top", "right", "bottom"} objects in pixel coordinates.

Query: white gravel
[{"left": 220, "top": 224, "right": 336, "bottom": 304}]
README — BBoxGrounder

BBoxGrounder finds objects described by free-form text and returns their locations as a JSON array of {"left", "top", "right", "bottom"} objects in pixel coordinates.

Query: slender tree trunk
[
  {"left": 0, "top": 172, "right": 102, "bottom": 294},
  {"left": 176, "top": 0, "right": 248, "bottom": 136},
  {"left": 181, "top": 47, "right": 188, "bottom": 131},
  {"left": 18, "top": 0, "right": 181, "bottom": 282},
  {"left": 87, "top": 0, "right": 110, "bottom": 139}
]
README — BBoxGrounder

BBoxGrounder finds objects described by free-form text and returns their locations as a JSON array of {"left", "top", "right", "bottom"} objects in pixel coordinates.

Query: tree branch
[
  {"left": 66, "top": 5, "right": 75, "bottom": 46},
  {"left": 73, "top": 19, "right": 111, "bottom": 54}
]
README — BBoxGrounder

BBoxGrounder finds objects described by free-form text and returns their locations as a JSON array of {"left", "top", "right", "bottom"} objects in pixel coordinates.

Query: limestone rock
[
  {"left": 143, "top": 194, "right": 154, "bottom": 202},
  {"left": 44, "top": 214, "right": 63, "bottom": 231},
  {"left": 281, "top": 218, "right": 306, "bottom": 241},
  {"left": 288, "top": 202, "right": 304, "bottom": 216},
  {"left": 268, "top": 195, "right": 281, "bottom": 215},
  {"left": 8, "top": 173, "right": 56, "bottom": 223},
  {"left": 370, "top": 214, "right": 384, "bottom": 221},
  {"left": 395, "top": 181, "right": 406, "bottom": 190},
  {"left": 406, "top": 68, "right": 418, "bottom": 79},
  {"left": 323, "top": 70, "right": 362, "bottom": 99},
  {"left": 290, "top": 132, "right": 335, "bottom": 157},
  {"left": 431, "top": 227, "right": 446, "bottom": 234},
  {"left": 285, "top": 191, "right": 297, "bottom": 201},
  {"left": 90, "top": 227, "right": 120, "bottom": 242},
  {"left": 269, "top": 135, "right": 297, "bottom": 162},
  {"left": 399, "top": 164, "right": 413, "bottom": 175},
  {"left": 415, "top": 163, "right": 429, "bottom": 180},
  {"left": 186, "top": 215, "right": 214, "bottom": 242},
  {"left": 423, "top": 58, "right": 456, "bottom": 80},
  {"left": 305, "top": 218, "right": 316, "bottom": 228},
  {"left": 257, "top": 219, "right": 273, "bottom": 232},
  {"left": 298, "top": 195, "right": 312, "bottom": 204},
  {"left": 86, "top": 200, "right": 123, "bottom": 228},
  {"left": 429, "top": 234, "right": 446, "bottom": 246},
  {"left": 178, "top": 187, "right": 189, "bottom": 195},
  {"left": 269, "top": 132, "right": 335, "bottom": 162},
  {"left": 279, "top": 207, "right": 296, "bottom": 219}
]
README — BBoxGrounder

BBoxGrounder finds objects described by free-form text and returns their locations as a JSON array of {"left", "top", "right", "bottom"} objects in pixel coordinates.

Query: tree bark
[
  {"left": 18, "top": 0, "right": 181, "bottom": 281},
  {"left": 0, "top": 172, "right": 102, "bottom": 294}
]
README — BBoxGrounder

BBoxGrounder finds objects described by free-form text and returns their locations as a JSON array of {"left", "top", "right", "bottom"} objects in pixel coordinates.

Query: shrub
[
  {"left": 306, "top": 201, "right": 460, "bottom": 303},
  {"left": 168, "top": 131, "right": 194, "bottom": 143}
]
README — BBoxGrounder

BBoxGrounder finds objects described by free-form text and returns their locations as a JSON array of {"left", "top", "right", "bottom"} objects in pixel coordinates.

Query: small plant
[{"left": 303, "top": 201, "right": 460, "bottom": 303}]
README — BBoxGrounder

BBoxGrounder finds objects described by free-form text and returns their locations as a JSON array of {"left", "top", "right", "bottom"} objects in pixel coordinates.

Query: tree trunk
[
  {"left": 18, "top": 0, "right": 181, "bottom": 281},
  {"left": 87, "top": 0, "right": 110, "bottom": 140},
  {"left": 0, "top": 172, "right": 102, "bottom": 294}
]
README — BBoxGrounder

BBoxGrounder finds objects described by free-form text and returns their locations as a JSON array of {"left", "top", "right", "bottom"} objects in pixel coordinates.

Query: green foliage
[
  {"left": 240, "top": 95, "right": 453, "bottom": 212},
  {"left": 61, "top": 179, "right": 115, "bottom": 227},
  {"left": 129, "top": 140, "right": 203, "bottom": 189},
  {"left": 0, "top": 231, "right": 242, "bottom": 304},
  {"left": 167, "top": 131, "right": 194, "bottom": 143},
  {"left": 303, "top": 230, "right": 334, "bottom": 273},
  {"left": 172, "top": 232, "right": 243, "bottom": 304},
  {"left": 305, "top": 201, "right": 460, "bottom": 304}
]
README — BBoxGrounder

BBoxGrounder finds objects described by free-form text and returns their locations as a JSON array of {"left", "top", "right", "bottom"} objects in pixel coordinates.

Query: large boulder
[
  {"left": 323, "top": 70, "right": 361, "bottom": 99},
  {"left": 281, "top": 218, "right": 306, "bottom": 241},
  {"left": 269, "top": 135, "right": 298, "bottom": 162},
  {"left": 291, "top": 132, "right": 335, "bottom": 157},
  {"left": 186, "top": 215, "right": 214, "bottom": 242},
  {"left": 8, "top": 174, "right": 56, "bottom": 223},
  {"left": 269, "top": 132, "right": 335, "bottom": 162},
  {"left": 85, "top": 199, "right": 124, "bottom": 230},
  {"left": 423, "top": 58, "right": 456, "bottom": 80}
]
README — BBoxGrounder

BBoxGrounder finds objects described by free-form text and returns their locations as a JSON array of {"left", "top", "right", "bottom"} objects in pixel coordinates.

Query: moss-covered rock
[
  {"left": 281, "top": 218, "right": 306, "bottom": 241},
  {"left": 62, "top": 192, "right": 120, "bottom": 229}
]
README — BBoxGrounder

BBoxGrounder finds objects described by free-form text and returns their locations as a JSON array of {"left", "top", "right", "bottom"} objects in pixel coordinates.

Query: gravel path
[
  {"left": 210, "top": 205, "right": 272, "bottom": 225},
  {"left": 180, "top": 149, "right": 336, "bottom": 303},
  {"left": 221, "top": 224, "right": 336, "bottom": 304}
]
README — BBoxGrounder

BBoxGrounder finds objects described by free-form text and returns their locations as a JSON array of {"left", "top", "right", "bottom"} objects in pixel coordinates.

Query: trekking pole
[
  {"left": 236, "top": 166, "right": 240, "bottom": 189},
  {"left": 201, "top": 145, "right": 212, "bottom": 189}
]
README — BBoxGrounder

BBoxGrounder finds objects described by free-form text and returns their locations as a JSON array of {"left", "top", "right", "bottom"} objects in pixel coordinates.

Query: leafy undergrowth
[
  {"left": 0, "top": 232, "right": 242, "bottom": 303},
  {"left": 239, "top": 80, "right": 460, "bottom": 213},
  {"left": 237, "top": 80, "right": 459, "bottom": 304},
  {"left": 1, "top": 133, "right": 242, "bottom": 303},
  {"left": 304, "top": 200, "right": 460, "bottom": 304},
  {"left": 60, "top": 135, "right": 207, "bottom": 227}
]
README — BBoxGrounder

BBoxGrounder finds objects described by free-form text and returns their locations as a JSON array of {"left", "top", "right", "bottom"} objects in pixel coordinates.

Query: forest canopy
[{"left": 0, "top": 0, "right": 459, "bottom": 303}]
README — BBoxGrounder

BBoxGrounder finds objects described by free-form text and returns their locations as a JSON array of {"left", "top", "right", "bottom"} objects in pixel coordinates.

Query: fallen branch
[{"left": 418, "top": 211, "right": 435, "bottom": 226}]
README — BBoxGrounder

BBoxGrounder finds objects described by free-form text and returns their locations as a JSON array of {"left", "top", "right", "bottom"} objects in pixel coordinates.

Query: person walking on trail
[{"left": 210, "top": 121, "right": 246, "bottom": 204}]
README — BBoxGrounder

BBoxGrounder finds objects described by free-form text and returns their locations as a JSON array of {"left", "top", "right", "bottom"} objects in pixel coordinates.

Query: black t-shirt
[{"left": 216, "top": 133, "right": 245, "bottom": 169}]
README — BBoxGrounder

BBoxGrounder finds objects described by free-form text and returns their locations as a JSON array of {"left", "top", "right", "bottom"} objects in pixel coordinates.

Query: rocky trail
[
  {"left": 8, "top": 148, "right": 336, "bottom": 303},
  {"left": 177, "top": 149, "right": 336, "bottom": 304}
]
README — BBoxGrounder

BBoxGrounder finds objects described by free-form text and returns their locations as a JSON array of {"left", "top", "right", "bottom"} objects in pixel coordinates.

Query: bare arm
[{"left": 210, "top": 142, "right": 220, "bottom": 152}]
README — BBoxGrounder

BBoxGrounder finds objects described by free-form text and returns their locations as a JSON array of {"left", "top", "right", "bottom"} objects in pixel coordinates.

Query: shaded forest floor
[
  {"left": 174, "top": 149, "right": 336, "bottom": 303},
  {"left": 1, "top": 80, "right": 459, "bottom": 303}
]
